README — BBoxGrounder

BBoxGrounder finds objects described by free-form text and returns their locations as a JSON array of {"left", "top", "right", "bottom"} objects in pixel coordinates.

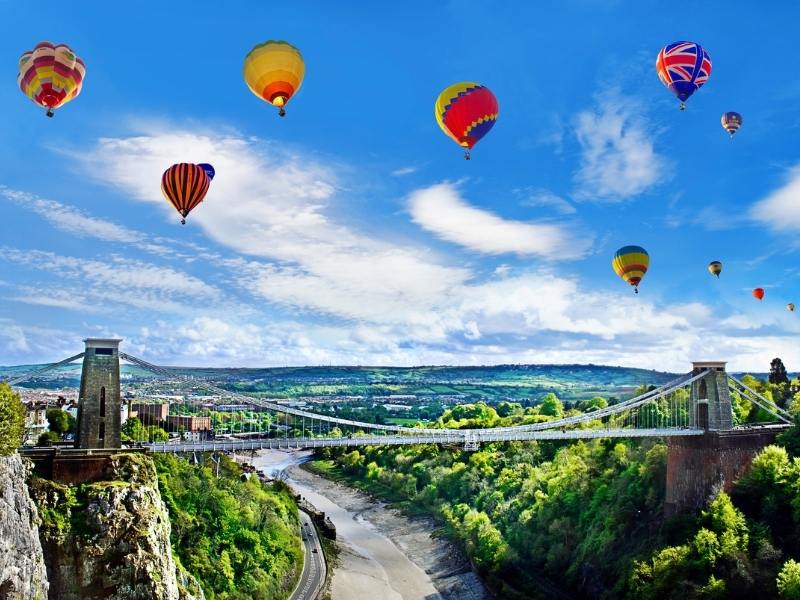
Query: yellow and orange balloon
[
  {"left": 243, "top": 40, "right": 305, "bottom": 117},
  {"left": 17, "top": 41, "right": 85, "bottom": 117},
  {"left": 612, "top": 246, "right": 649, "bottom": 293}
]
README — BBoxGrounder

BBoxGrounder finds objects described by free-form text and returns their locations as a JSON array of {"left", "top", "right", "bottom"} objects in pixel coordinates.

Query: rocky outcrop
[
  {"left": 29, "top": 453, "right": 182, "bottom": 600},
  {"left": 0, "top": 454, "right": 49, "bottom": 600}
]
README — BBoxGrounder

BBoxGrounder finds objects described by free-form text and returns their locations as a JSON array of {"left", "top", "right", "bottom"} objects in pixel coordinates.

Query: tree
[
  {"left": 539, "top": 393, "right": 564, "bottom": 418},
  {"left": 770, "top": 358, "right": 790, "bottom": 385},
  {"left": 0, "top": 382, "right": 25, "bottom": 455},
  {"left": 46, "top": 408, "right": 70, "bottom": 435},
  {"left": 37, "top": 431, "right": 60, "bottom": 446},
  {"left": 778, "top": 559, "right": 800, "bottom": 599}
]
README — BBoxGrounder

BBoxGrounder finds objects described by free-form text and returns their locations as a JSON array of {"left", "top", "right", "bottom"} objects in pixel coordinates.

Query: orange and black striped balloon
[{"left": 161, "top": 163, "right": 210, "bottom": 224}]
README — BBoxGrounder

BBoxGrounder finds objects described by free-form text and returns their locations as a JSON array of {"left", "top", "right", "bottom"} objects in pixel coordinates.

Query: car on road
[{"left": 312, "top": 548, "right": 318, "bottom": 553}]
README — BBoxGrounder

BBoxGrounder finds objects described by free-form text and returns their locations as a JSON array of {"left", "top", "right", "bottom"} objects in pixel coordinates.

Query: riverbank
[{"left": 249, "top": 450, "right": 491, "bottom": 600}]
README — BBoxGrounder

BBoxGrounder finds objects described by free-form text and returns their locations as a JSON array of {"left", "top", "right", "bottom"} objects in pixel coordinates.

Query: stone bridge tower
[
  {"left": 665, "top": 360, "right": 783, "bottom": 515},
  {"left": 76, "top": 339, "right": 122, "bottom": 449}
]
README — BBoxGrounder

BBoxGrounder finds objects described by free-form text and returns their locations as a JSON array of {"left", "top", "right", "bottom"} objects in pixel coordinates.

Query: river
[{"left": 249, "top": 449, "right": 491, "bottom": 600}]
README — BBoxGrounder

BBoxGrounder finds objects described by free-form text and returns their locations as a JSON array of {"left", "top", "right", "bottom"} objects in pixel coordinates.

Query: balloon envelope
[
  {"left": 198, "top": 163, "right": 215, "bottom": 181},
  {"left": 656, "top": 41, "right": 711, "bottom": 108},
  {"left": 18, "top": 41, "right": 86, "bottom": 116},
  {"left": 788, "top": 303, "right": 795, "bottom": 312},
  {"left": 243, "top": 40, "right": 305, "bottom": 116},
  {"left": 708, "top": 261, "right": 722, "bottom": 277},
  {"left": 435, "top": 82, "right": 498, "bottom": 157},
  {"left": 721, "top": 112, "right": 742, "bottom": 136},
  {"left": 612, "top": 246, "right": 649, "bottom": 292},
  {"left": 753, "top": 288, "right": 765, "bottom": 301},
  {"left": 161, "top": 163, "right": 211, "bottom": 224}
]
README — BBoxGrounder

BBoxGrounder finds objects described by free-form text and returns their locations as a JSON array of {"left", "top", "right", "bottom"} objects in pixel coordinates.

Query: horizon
[{"left": 2, "top": 3, "right": 800, "bottom": 372}]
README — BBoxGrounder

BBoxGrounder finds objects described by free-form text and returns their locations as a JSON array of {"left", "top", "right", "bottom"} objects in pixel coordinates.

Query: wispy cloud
[
  {"left": 573, "top": 94, "right": 667, "bottom": 201},
  {"left": 518, "top": 188, "right": 576, "bottom": 215},
  {"left": 408, "top": 183, "right": 589, "bottom": 259},
  {"left": 750, "top": 165, "right": 800, "bottom": 231},
  {"left": 391, "top": 166, "right": 418, "bottom": 177}
]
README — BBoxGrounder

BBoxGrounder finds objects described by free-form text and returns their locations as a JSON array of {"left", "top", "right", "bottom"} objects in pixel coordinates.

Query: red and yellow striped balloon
[
  {"left": 612, "top": 246, "right": 649, "bottom": 293},
  {"left": 435, "top": 82, "right": 498, "bottom": 159},
  {"left": 161, "top": 164, "right": 211, "bottom": 224},
  {"left": 243, "top": 40, "right": 305, "bottom": 117},
  {"left": 17, "top": 41, "right": 85, "bottom": 117}
]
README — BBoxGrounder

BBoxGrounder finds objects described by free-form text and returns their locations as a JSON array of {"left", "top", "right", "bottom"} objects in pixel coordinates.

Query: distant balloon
[
  {"left": 708, "top": 261, "right": 722, "bottom": 277},
  {"left": 198, "top": 163, "right": 215, "bottom": 181},
  {"left": 788, "top": 303, "right": 795, "bottom": 312},
  {"left": 721, "top": 112, "right": 743, "bottom": 137},
  {"left": 435, "top": 82, "right": 499, "bottom": 159},
  {"left": 656, "top": 41, "right": 712, "bottom": 110},
  {"left": 612, "top": 246, "right": 649, "bottom": 294},
  {"left": 18, "top": 41, "right": 86, "bottom": 117},
  {"left": 161, "top": 163, "right": 211, "bottom": 224},
  {"left": 243, "top": 40, "right": 305, "bottom": 117},
  {"left": 753, "top": 288, "right": 765, "bottom": 301}
]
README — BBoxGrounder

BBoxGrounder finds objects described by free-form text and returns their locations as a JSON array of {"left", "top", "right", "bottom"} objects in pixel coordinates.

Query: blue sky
[{"left": 1, "top": 1, "right": 799, "bottom": 371}]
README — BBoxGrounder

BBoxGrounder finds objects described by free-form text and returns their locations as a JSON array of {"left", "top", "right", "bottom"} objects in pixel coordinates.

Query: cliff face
[
  {"left": 28, "top": 453, "right": 196, "bottom": 600},
  {"left": 0, "top": 454, "right": 49, "bottom": 600}
]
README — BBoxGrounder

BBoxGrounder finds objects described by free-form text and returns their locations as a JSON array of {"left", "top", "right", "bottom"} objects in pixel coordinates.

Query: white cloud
[
  {"left": 573, "top": 95, "right": 666, "bottom": 201},
  {"left": 391, "top": 166, "right": 418, "bottom": 177},
  {"left": 519, "top": 188, "right": 576, "bottom": 214},
  {"left": 0, "top": 248, "right": 219, "bottom": 300},
  {"left": 750, "top": 166, "right": 800, "bottom": 231},
  {"left": 408, "top": 183, "right": 589, "bottom": 259}
]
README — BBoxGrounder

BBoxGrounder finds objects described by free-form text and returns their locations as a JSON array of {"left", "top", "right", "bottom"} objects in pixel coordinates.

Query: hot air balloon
[
  {"left": 612, "top": 246, "right": 649, "bottom": 293},
  {"left": 243, "top": 40, "right": 305, "bottom": 117},
  {"left": 656, "top": 41, "right": 712, "bottom": 110},
  {"left": 435, "top": 82, "right": 499, "bottom": 159},
  {"left": 161, "top": 163, "right": 211, "bottom": 224},
  {"left": 788, "top": 303, "right": 795, "bottom": 312},
  {"left": 17, "top": 41, "right": 86, "bottom": 117},
  {"left": 708, "top": 261, "right": 722, "bottom": 277},
  {"left": 721, "top": 112, "right": 742, "bottom": 137},
  {"left": 198, "top": 163, "right": 216, "bottom": 181},
  {"left": 753, "top": 288, "right": 765, "bottom": 301}
]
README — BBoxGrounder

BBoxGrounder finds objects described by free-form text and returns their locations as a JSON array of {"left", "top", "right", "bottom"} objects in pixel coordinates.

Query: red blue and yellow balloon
[
  {"left": 656, "top": 41, "right": 711, "bottom": 110},
  {"left": 17, "top": 41, "right": 86, "bottom": 117},
  {"left": 435, "top": 82, "right": 498, "bottom": 159},
  {"left": 612, "top": 246, "right": 649, "bottom": 293},
  {"left": 243, "top": 40, "right": 305, "bottom": 117},
  {"left": 161, "top": 163, "right": 212, "bottom": 225},
  {"left": 721, "top": 112, "right": 743, "bottom": 137}
]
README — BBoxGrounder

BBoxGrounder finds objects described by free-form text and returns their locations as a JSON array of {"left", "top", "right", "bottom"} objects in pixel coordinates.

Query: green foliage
[
  {"left": 778, "top": 560, "right": 800, "bottom": 599},
  {"left": 121, "top": 416, "right": 169, "bottom": 443},
  {"left": 539, "top": 392, "right": 564, "bottom": 417},
  {"left": 37, "top": 431, "right": 60, "bottom": 446},
  {"left": 0, "top": 382, "right": 25, "bottom": 455},
  {"left": 45, "top": 408, "right": 71, "bottom": 435},
  {"left": 770, "top": 358, "right": 790, "bottom": 386},
  {"left": 153, "top": 453, "right": 301, "bottom": 600}
]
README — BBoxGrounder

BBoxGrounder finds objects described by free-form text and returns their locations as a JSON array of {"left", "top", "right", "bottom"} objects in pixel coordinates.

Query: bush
[{"left": 0, "top": 382, "right": 25, "bottom": 455}]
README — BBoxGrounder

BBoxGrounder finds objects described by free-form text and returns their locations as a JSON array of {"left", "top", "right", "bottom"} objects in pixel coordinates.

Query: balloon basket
[
  {"left": 46, "top": 109, "right": 54, "bottom": 118},
  {"left": 279, "top": 108, "right": 286, "bottom": 117},
  {"left": 180, "top": 218, "right": 186, "bottom": 225},
  {"left": 679, "top": 102, "right": 685, "bottom": 111},
  {"left": 464, "top": 151, "right": 471, "bottom": 161}
]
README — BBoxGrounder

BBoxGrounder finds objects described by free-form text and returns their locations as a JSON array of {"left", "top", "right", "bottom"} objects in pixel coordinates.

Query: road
[{"left": 290, "top": 509, "right": 326, "bottom": 600}]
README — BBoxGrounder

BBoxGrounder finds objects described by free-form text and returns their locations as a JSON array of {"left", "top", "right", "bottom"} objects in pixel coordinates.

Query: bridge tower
[
  {"left": 76, "top": 339, "right": 122, "bottom": 449},
  {"left": 665, "top": 360, "right": 780, "bottom": 515}
]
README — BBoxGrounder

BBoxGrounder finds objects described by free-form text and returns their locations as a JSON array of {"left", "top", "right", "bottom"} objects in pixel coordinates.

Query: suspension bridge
[{"left": 5, "top": 339, "right": 791, "bottom": 454}]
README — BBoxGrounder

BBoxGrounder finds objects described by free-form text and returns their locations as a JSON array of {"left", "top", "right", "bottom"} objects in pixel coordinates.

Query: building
[
  {"left": 131, "top": 402, "right": 170, "bottom": 426},
  {"left": 165, "top": 415, "right": 212, "bottom": 440},
  {"left": 23, "top": 402, "right": 49, "bottom": 445}
]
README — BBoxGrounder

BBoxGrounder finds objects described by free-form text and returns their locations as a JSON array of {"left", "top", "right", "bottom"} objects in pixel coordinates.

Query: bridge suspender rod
[{"left": 728, "top": 376, "right": 792, "bottom": 423}]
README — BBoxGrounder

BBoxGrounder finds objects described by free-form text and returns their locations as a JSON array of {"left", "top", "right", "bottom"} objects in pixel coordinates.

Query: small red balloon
[{"left": 753, "top": 288, "right": 765, "bottom": 301}]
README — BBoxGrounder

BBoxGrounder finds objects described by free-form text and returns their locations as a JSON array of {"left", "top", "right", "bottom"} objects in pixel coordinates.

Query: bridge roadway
[{"left": 143, "top": 426, "right": 705, "bottom": 453}]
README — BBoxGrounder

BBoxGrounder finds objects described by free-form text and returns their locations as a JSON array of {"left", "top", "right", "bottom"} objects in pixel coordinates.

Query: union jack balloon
[{"left": 655, "top": 41, "right": 712, "bottom": 110}]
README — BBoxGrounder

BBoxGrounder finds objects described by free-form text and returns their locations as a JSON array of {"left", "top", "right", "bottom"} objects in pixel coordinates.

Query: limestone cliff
[
  {"left": 28, "top": 453, "right": 199, "bottom": 600},
  {"left": 0, "top": 454, "right": 49, "bottom": 600}
]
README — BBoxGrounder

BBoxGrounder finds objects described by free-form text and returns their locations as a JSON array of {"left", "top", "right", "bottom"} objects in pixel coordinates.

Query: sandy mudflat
[{"left": 288, "top": 462, "right": 492, "bottom": 600}]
